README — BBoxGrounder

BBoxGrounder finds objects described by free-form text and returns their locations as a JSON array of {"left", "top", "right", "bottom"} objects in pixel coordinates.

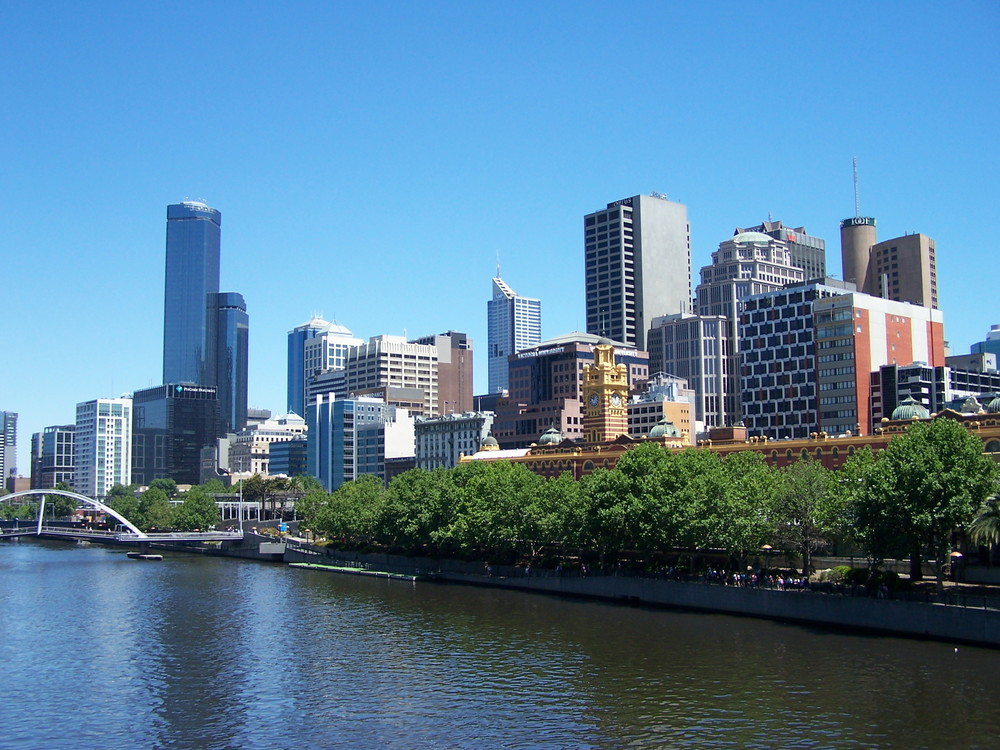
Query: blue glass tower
[
  {"left": 216, "top": 292, "right": 249, "bottom": 431},
  {"left": 163, "top": 201, "right": 221, "bottom": 386}
]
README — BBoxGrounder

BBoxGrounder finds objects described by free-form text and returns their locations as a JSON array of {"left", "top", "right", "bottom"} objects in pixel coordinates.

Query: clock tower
[{"left": 582, "top": 339, "right": 629, "bottom": 443}]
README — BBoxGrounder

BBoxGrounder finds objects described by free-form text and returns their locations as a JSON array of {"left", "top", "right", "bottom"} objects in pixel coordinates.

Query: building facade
[
  {"left": 343, "top": 335, "right": 439, "bottom": 417},
  {"left": 415, "top": 412, "right": 495, "bottom": 470},
  {"left": 585, "top": 194, "right": 690, "bottom": 350},
  {"left": 131, "top": 384, "right": 222, "bottom": 486},
  {"left": 739, "top": 279, "right": 856, "bottom": 439},
  {"left": 736, "top": 220, "right": 826, "bottom": 281},
  {"left": 814, "top": 293, "right": 945, "bottom": 436},
  {"left": 869, "top": 363, "right": 1000, "bottom": 430},
  {"left": 228, "top": 412, "right": 307, "bottom": 476},
  {"left": 410, "top": 331, "right": 473, "bottom": 414},
  {"left": 867, "top": 234, "right": 938, "bottom": 309},
  {"left": 299, "top": 320, "right": 363, "bottom": 414},
  {"left": 163, "top": 201, "right": 222, "bottom": 386},
  {"left": 627, "top": 373, "right": 694, "bottom": 443},
  {"left": 646, "top": 313, "right": 732, "bottom": 434},
  {"left": 491, "top": 333, "right": 649, "bottom": 448},
  {"left": 216, "top": 292, "right": 249, "bottom": 432},
  {"left": 307, "top": 394, "right": 413, "bottom": 491},
  {"left": 487, "top": 276, "right": 541, "bottom": 394},
  {"left": 74, "top": 398, "right": 132, "bottom": 498},
  {"left": 287, "top": 317, "right": 333, "bottom": 417},
  {"left": 0, "top": 411, "right": 16, "bottom": 485},
  {"left": 31, "top": 425, "right": 75, "bottom": 489}
]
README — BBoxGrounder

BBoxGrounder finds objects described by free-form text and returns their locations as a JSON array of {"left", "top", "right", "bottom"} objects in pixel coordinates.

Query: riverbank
[{"left": 277, "top": 540, "right": 1000, "bottom": 648}]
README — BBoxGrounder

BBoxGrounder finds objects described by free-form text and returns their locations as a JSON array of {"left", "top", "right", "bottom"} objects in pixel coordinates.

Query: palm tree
[{"left": 969, "top": 495, "right": 1000, "bottom": 561}]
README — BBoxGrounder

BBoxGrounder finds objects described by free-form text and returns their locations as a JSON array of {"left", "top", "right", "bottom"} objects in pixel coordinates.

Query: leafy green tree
[
  {"left": 314, "top": 475, "right": 383, "bottom": 543},
  {"left": 45, "top": 482, "right": 78, "bottom": 519},
  {"left": 148, "top": 478, "right": 178, "bottom": 498},
  {"left": 774, "top": 458, "right": 846, "bottom": 576},
  {"left": 106, "top": 492, "right": 140, "bottom": 528},
  {"left": 446, "top": 460, "right": 545, "bottom": 560},
  {"left": 714, "top": 451, "right": 780, "bottom": 568},
  {"left": 172, "top": 488, "right": 220, "bottom": 531},
  {"left": 138, "top": 487, "right": 173, "bottom": 530},
  {"left": 199, "top": 478, "right": 227, "bottom": 493},
  {"left": 851, "top": 419, "right": 998, "bottom": 589},
  {"left": 376, "top": 468, "right": 456, "bottom": 553}
]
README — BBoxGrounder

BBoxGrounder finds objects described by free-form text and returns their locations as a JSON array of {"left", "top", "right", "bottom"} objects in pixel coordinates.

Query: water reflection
[{"left": 2, "top": 541, "right": 999, "bottom": 749}]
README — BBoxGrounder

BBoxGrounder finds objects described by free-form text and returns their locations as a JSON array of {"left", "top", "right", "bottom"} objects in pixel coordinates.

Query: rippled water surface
[{"left": 2, "top": 540, "right": 1000, "bottom": 749}]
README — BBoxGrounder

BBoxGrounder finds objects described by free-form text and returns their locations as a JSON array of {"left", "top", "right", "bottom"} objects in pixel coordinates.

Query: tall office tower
[
  {"left": 131, "top": 384, "right": 221, "bottom": 486},
  {"left": 646, "top": 313, "right": 732, "bottom": 433},
  {"left": 410, "top": 331, "right": 474, "bottom": 414},
  {"left": 585, "top": 194, "right": 691, "bottom": 350},
  {"left": 287, "top": 317, "right": 331, "bottom": 415},
  {"left": 867, "top": 234, "right": 938, "bottom": 308},
  {"left": 694, "top": 231, "right": 804, "bottom": 319},
  {"left": 840, "top": 216, "right": 877, "bottom": 291},
  {"left": 739, "top": 279, "right": 855, "bottom": 440},
  {"left": 31, "top": 425, "right": 76, "bottom": 489},
  {"left": 344, "top": 335, "right": 440, "bottom": 416},
  {"left": 487, "top": 276, "right": 541, "bottom": 393},
  {"left": 163, "top": 201, "right": 221, "bottom": 386},
  {"left": 215, "top": 292, "right": 249, "bottom": 431},
  {"left": 735, "top": 220, "right": 826, "bottom": 281},
  {"left": 74, "top": 398, "right": 132, "bottom": 498},
  {"left": 870, "top": 363, "right": 1000, "bottom": 428},
  {"left": 814, "top": 293, "right": 944, "bottom": 436},
  {"left": 0, "top": 411, "right": 17, "bottom": 482}
]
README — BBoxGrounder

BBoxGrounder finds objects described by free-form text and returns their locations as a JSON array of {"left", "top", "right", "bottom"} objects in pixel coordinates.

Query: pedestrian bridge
[{"left": 0, "top": 489, "right": 243, "bottom": 544}]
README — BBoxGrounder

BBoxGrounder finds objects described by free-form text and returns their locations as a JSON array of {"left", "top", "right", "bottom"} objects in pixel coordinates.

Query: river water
[{"left": 2, "top": 540, "right": 1000, "bottom": 749}]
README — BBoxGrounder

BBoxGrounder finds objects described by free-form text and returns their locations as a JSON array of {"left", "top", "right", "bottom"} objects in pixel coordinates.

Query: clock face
[
  {"left": 589, "top": 393, "right": 599, "bottom": 407},
  {"left": 611, "top": 393, "right": 621, "bottom": 406}
]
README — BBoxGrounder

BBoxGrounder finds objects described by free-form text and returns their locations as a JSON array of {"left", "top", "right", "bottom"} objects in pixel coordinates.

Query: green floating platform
[{"left": 289, "top": 562, "right": 433, "bottom": 582}]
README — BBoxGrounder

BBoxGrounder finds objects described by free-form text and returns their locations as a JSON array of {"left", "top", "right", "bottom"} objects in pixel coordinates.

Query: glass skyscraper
[
  {"left": 162, "top": 201, "right": 248, "bottom": 433},
  {"left": 163, "top": 201, "right": 222, "bottom": 386},
  {"left": 216, "top": 292, "right": 249, "bottom": 432},
  {"left": 487, "top": 277, "right": 541, "bottom": 394}
]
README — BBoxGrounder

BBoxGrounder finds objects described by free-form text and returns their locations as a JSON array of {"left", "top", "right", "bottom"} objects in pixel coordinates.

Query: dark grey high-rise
[{"left": 163, "top": 201, "right": 221, "bottom": 386}]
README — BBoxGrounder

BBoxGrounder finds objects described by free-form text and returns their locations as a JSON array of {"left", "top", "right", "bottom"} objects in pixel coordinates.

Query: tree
[
  {"left": 313, "top": 475, "right": 383, "bottom": 543},
  {"left": 851, "top": 419, "right": 998, "bottom": 590},
  {"left": 969, "top": 494, "right": 1000, "bottom": 555},
  {"left": 106, "top": 492, "right": 140, "bottom": 528},
  {"left": 715, "top": 451, "right": 780, "bottom": 569},
  {"left": 172, "top": 488, "right": 220, "bottom": 531},
  {"left": 148, "top": 478, "right": 178, "bottom": 498},
  {"left": 138, "top": 487, "right": 173, "bottom": 530},
  {"left": 45, "top": 482, "right": 78, "bottom": 519},
  {"left": 774, "top": 458, "right": 846, "bottom": 576}
]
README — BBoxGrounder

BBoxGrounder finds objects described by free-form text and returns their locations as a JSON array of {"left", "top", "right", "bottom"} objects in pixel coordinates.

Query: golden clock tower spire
[{"left": 582, "top": 339, "right": 629, "bottom": 443}]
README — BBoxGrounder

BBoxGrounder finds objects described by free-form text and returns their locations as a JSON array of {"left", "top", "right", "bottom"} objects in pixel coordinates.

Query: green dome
[
  {"left": 987, "top": 396, "right": 1000, "bottom": 414},
  {"left": 891, "top": 396, "right": 930, "bottom": 421},
  {"left": 481, "top": 435, "right": 499, "bottom": 448},
  {"left": 648, "top": 417, "right": 682, "bottom": 439},
  {"left": 537, "top": 426, "right": 563, "bottom": 445},
  {"left": 731, "top": 231, "right": 773, "bottom": 245}
]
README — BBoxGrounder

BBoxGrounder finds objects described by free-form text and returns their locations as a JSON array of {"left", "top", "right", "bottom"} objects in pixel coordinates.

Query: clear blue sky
[{"left": 3, "top": 1, "right": 998, "bottom": 474}]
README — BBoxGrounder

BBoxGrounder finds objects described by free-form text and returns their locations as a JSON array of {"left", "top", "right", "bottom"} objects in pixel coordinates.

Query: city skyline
[{"left": 3, "top": 3, "right": 998, "bottom": 474}]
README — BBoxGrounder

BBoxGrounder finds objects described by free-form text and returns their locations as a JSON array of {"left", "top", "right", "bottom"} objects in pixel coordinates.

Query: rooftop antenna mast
[
  {"left": 496, "top": 249, "right": 501, "bottom": 279},
  {"left": 853, "top": 156, "right": 860, "bottom": 218}
]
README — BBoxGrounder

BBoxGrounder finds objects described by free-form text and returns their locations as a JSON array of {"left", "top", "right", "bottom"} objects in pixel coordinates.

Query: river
[{"left": 2, "top": 540, "right": 999, "bottom": 749}]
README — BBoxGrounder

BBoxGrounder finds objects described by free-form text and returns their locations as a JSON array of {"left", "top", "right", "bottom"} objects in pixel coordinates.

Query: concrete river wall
[{"left": 281, "top": 543, "right": 1000, "bottom": 648}]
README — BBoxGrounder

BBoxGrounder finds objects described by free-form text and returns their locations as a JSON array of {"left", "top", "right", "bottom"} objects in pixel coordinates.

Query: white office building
[{"left": 74, "top": 397, "right": 132, "bottom": 498}]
